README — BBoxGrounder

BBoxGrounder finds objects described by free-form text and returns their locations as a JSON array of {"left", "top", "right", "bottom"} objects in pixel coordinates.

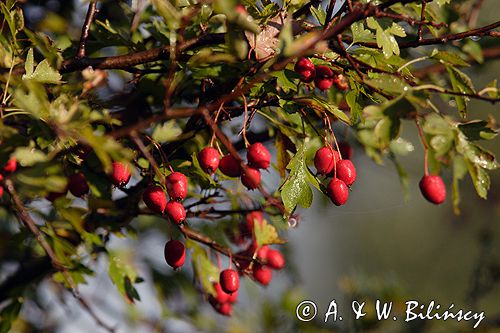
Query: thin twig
[{"left": 76, "top": 1, "right": 98, "bottom": 58}]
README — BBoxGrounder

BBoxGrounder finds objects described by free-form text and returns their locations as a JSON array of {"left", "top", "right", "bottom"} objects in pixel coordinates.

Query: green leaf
[
  {"left": 152, "top": 121, "right": 183, "bottom": 143},
  {"left": 446, "top": 65, "right": 474, "bottom": 118},
  {"left": 345, "top": 90, "right": 363, "bottom": 124},
  {"left": 430, "top": 50, "right": 469, "bottom": 67},
  {"left": 294, "top": 96, "right": 351, "bottom": 125},
  {"left": 151, "top": 0, "right": 181, "bottom": 29},
  {"left": 465, "top": 159, "right": 490, "bottom": 199},
  {"left": 22, "top": 49, "right": 62, "bottom": 84},
  {"left": 458, "top": 121, "right": 497, "bottom": 141},
  {"left": 429, "top": 134, "right": 454, "bottom": 156},
  {"left": 13, "top": 143, "right": 48, "bottom": 166},
  {"left": 108, "top": 253, "right": 141, "bottom": 304},
  {"left": 280, "top": 144, "right": 316, "bottom": 214},
  {"left": 389, "top": 154, "right": 409, "bottom": 200},
  {"left": 436, "top": 0, "right": 451, "bottom": 5},
  {"left": 351, "top": 22, "right": 375, "bottom": 43},
  {"left": 365, "top": 73, "right": 410, "bottom": 94},
  {"left": 310, "top": 5, "right": 326, "bottom": 26},
  {"left": 456, "top": 132, "right": 499, "bottom": 170},
  {"left": 0, "top": 299, "right": 22, "bottom": 333},
  {"left": 463, "top": 40, "right": 483, "bottom": 64},
  {"left": 254, "top": 219, "right": 286, "bottom": 247},
  {"left": 389, "top": 137, "right": 414, "bottom": 156},
  {"left": 452, "top": 156, "right": 467, "bottom": 215},
  {"left": 273, "top": 69, "right": 300, "bottom": 93},
  {"left": 189, "top": 240, "right": 219, "bottom": 297}
]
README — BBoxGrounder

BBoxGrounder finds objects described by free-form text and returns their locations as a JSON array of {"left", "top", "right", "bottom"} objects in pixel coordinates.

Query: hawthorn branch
[{"left": 76, "top": 1, "right": 98, "bottom": 58}]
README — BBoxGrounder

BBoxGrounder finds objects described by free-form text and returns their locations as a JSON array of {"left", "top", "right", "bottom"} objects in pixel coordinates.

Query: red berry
[
  {"left": 219, "top": 154, "right": 242, "bottom": 177},
  {"left": 68, "top": 173, "right": 89, "bottom": 197},
  {"left": 212, "top": 282, "right": 230, "bottom": 303},
  {"left": 419, "top": 175, "right": 446, "bottom": 205},
  {"left": 166, "top": 172, "right": 188, "bottom": 201},
  {"left": 245, "top": 211, "right": 264, "bottom": 231},
  {"left": 220, "top": 269, "right": 239, "bottom": 294},
  {"left": 327, "top": 178, "right": 349, "bottom": 206},
  {"left": 247, "top": 143, "right": 271, "bottom": 169},
  {"left": 198, "top": 147, "right": 220, "bottom": 174},
  {"left": 165, "top": 201, "right": 186, "bottom": 224},
  {"left": 3, "top": 158, "right": 17, "bottom": 173},
  {"left": 338, "top": 141, "right": 352, "bottom": 160},
  {"left": 267, "top": 249, "right": 285, "bottom": 270},
  {"left": 164, "top": 240, "right": 186, "bottom": 269},
  {"left": 143, "top": 185, "right": 167, "bottom": 214},
  {"left": 227, "top": 290, "right": 238, "bottom": 303},
  {"left": 294, "top": 58, "right": 316, "bottom": 83},
  {"left": 256, "top": 245, "right": 269, "bottom": 261},
  {"left": 314, "top": 66, "right": 334, "bottom": 91},
  {"left": 333, "top": 73, "right": 349, "bottom": 91},
  {"left": 0, "top": 186, "right": 3, "bottom": 198},
  {"left": 241, "top": 166, "right": 261, "bottom": 190},
  {"left": 0, "top": 174, "right": 3, "bottom": 182},
  {"left": 216, "top": 302, "right": 233, "bottom": 316},
  {"left": 252, "top": 264, "right": 272, "bottom": 286},
  {"left": 336, "top": 160, "right": 356, "bottom": 186},
  {"left": 111, "top": 162, "right": 131, "bottom": 187},
  {"left": 314, "top": 146, "right": 340, "bottom": 175}
]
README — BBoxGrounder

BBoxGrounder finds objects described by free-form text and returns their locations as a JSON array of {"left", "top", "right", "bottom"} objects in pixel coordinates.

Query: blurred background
[{"left": 1, "top": 0, "right": 499, "bottom": 332}]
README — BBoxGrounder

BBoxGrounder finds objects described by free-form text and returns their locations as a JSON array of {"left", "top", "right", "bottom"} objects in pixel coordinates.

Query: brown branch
[
  {"left": 467, "top": 0, "right": 485, "bottom": 28},
  {"left": 76, "top": 1, "right": 98, "bottom": 58},
  {"left": 418, "top": 0, "right": 428, "bottom": 41},
  {"left": 60, "top": 33, "right": 225, "bottom": 73}
]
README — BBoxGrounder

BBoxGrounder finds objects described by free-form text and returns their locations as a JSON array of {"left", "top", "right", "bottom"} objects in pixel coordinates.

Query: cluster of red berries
[
  {"left": 314, "top": 143, "right": 356, "bottom": 206},
  {"left": 143, "top": 171, "right": 187, "bottom": 225},
  {"left": 197, "top": 142, "right": 271, "bottom": 190},
  {"left": 0, "top": 158, "right": 17, "bottom": 198},
  {"left": 163, "top": 209, "right": 285, "bottom": 316},
  {"left": 294, "top": 58, "right": 349, "bottom": 91}
]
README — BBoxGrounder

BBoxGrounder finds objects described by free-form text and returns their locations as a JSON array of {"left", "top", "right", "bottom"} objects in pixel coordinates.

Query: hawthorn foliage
[{"left": 0, "top": 0, "right": 498, "bottom": 330}]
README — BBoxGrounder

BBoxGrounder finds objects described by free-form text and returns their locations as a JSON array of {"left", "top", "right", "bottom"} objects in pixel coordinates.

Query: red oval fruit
[
  {"left": 314, "top": 146, "right": 340, "bottom": 175},
  {"left": 256, "top": 245, "right": 269, "bottom": 261},
  {"left": 333, "top": 73, "right": 349, "bottom": 91},
  {"left": 3, "top": 158, "right": 17, "bottom": 173},
  {"left": 419, "top": 175, "right": 446, "bottom": 205},
  {"left": 68, "top": 173, "right": 89, "bottom": 197},
  {"left": 245, "top": 211, "right": 264, "bottom": 231},
  {"left": 219, "top": 154, "right": 242, "bottom": 177},
  {"left": 336, "top": 160, "right": 357, "bottom": 186},
  {"left": 247, "top": 143, "right": 271, "bottom": 169},
  {"left": 327, "top": 178, "right": 349, "bottom": 206},
  {"left": 294, "top": 58, "right": 316, "bottom": 83},
  {"left": 241, "top": 166, "right": 261, "bottom": 190},
  {"left": 0, "top": 186, "right": 3, "bottom": 198},
  {"left": 213, "top": 282, "right": 230, "bottom": 303},
  {"left": 164, "top": 240, "right": 185, "bottom": 269},
  {"left": 267, "top": 249, "right": 285, "bottom": 270},
  {"left": 252, "top": 264, "right": 272, "bottom": 286},
  {"left": 227, "top": 290, "right": 238, "bottom": 304},
  {"left": 220, "top": 269, "right": 239, "bottom": 294},
  {"left": 165, "top": 201, "right": 186, "bottom": 224},
  {"left": 166, "top": 172, "right": 188, "bottom": 201},
  {"left": 143, "top": 185, "right": 167, "bottom": 214},
  {"left": 314, "top": 66, "right": 334, "bottom": 91},
  {"left": 111, "top": 162, "right": 131, "bottom": 187},
  {"left": 338, "top": 141, "right": 352, "bottom": 160},
  {"left": 216, "top": 302, "right": 233, "bottom": 316},
  {"left": 198, "top": 147, "right": 220, "bottom": 174}
]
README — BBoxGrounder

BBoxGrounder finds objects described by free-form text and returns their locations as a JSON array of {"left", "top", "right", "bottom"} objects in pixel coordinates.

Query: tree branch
[{"left": 76, "top": 1, "right": 98, "bottom": 58}]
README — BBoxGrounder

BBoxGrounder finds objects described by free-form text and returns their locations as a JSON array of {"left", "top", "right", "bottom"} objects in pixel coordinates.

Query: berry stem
[
  {"left": 241, "top": 94, "right": 250, "bottom": 148},
  {"left": 415, "top": 117, "right": 429, "bottom": 176}
]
